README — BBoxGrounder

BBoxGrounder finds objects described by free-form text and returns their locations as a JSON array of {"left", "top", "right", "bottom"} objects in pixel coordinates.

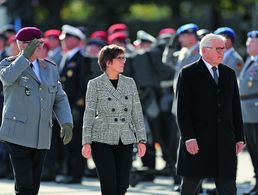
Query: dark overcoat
[{"left": 176, "top": 58, "right": 244, "bottom": 179}]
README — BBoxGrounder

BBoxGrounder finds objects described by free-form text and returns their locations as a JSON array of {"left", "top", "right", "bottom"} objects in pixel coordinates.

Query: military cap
[
  {"left": 158, "top": 28, "right": 176, "bottom": 39},
  {"left": 214, "top": 27, "right": 236, "bottom": 40},
  {"left": 176, "top": 23, "right": 199, "bottom": 35},
  {"left": 197, "top": 29, "right": 210, "bottom": 38},
  {"left": 247, "top": 30, "right": 258, "bottom": 38},
  {"left": 16, "top": 27, "right": 42, "bottom": 42},
  {"left": 108, "top": 23, "right": 128, "bottom": 35},
  {"left": 90, "top": 30, "right": 107, "bottom": 42},
  {"left": 44, "top": 29, "right": 61, "bottom": 39},
  {"left": 59, "top": 24, "right": 85, "bottom": 40},
  {"left": 137, "top": 30, "right": 156, "bottom": 43},
  {"left": 108, "top": 31, "right": 127, "bottom": 44}
]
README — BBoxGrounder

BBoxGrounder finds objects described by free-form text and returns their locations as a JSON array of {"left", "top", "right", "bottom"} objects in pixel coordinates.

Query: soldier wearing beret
[
  {"left": 239, "top": 30, "right": 258, "bottom": 195},
  {"left": 214, "top": 27, "right": 244, "bottom": 77},
  {"left": 0, "top": 27, "right": 73, "bottom": 195}
]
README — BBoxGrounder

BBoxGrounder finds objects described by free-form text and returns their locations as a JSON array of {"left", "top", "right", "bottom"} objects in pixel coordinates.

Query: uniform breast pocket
[
  {"left": 19, "top": 79, "right": 34, "bottom": 102},
  {"left": 48, "top": 85, "right": 58, "bottom": 94}
]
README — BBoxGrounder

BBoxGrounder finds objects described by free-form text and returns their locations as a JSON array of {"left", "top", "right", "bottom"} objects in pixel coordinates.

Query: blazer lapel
[
  {"left": 101, "top": 73, "right": 127, "bottom": 106},
  {"left": 218, "top": 64, "right": 226, "bottom": 86},
  {"left": 26, "top": 65, "right": 40, "bottom": 83}
]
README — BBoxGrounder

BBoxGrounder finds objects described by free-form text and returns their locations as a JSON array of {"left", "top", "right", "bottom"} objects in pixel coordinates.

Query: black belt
[{"left": 240, "top": 93, "right": 258, "bottom": 100}]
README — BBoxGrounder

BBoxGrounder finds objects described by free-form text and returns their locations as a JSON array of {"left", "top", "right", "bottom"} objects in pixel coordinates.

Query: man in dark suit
[
  {"left": 56, "top": 24, "right": 90, "bottom": 184},
  {"left": 176, "top": 33, "right": 245, "bottom": 195}
]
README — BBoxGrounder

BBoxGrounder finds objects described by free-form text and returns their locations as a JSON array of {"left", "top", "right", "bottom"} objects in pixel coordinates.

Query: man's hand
[
  {"left": 82, "top": 144, "right": 91, "bottom": 159},
  {"left": 236, "top": 141, "right": 245, "bottom": 155},
  {"left": 185, "top": 139, "right": 199, "bottom": 155},
  {"left": 22, "top": 39, "right": 41, "bottom": 59},
  {"left": 60, "top": 123, "right": 73, "bottom": 145}
]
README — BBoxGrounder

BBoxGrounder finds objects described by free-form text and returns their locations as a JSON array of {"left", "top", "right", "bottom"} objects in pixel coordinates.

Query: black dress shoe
[
  {"left": 206, "top": 188, "right": 217, "bottom": 195},
  {"left": 55, "top": 176, "right": 81, "bottom": 184}
]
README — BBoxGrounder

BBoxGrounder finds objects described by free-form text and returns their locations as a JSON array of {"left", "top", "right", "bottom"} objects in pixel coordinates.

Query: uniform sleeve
[
  {"left": 82, "top": 80, "right": 97, "bottom": 144},
  {"left": 53, "top": 65, "right": 73, "bottom": 126},
  {"left": 0, "top": 55, "right": 30, "bottom": 86},
  {"left": 131, "top": 78, "right": 147, "bottom": 143},
  {"left": 232, "top": 72, "right": 245, "bottom": 143}
]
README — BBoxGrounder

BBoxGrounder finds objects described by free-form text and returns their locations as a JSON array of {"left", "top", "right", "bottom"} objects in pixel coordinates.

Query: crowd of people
[{"left": 0, "top": 22, "right": 257, "bottom": 195}]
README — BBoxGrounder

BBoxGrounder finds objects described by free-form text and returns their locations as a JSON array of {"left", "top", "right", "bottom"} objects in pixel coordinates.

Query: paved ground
[{"left": 0, "top": 150, "right": 255, "bottom": 195}]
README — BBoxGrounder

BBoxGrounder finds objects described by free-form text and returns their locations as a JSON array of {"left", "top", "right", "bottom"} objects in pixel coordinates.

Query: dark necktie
[{"left": 212, "top": 66, "right": 218, "bottom": 85}]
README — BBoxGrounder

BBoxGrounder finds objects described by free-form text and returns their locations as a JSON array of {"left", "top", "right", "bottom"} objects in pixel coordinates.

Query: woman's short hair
[{"left": 98, "top": 44, "right": 125, "bottom": 72}]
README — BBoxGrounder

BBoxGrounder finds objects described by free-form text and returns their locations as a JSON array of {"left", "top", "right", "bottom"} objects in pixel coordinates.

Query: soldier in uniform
[
  {"left": 239, "top": 30, "right": 258, "bottom": 195},
  {"left": 44, "top": 29, "right": 62, "bottom": 65},
  {"left": 214, "top": 27, "right": 244, "bottom": 77},
  {"left": 56, "top": 24, "right": 90, "bottom": 184},
  {"left": 0, "top": 27, "right": 73, "bottom": 195}
]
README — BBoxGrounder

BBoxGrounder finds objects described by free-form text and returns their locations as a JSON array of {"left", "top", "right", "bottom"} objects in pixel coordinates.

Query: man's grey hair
[
  {"left": 199, "top": 33, "right": 226, "bottom": 55},
  {"left": 16, "top": 40, "right": 23, "bottom": 52}
]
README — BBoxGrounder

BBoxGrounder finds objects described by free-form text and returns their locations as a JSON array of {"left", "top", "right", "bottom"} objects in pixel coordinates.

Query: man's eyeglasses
[
  {"left": 114, "top": 56, "right": 126, "bottom": 62},
  {"left": 205, "top": 47, "right": 225, "bottom": 53}
]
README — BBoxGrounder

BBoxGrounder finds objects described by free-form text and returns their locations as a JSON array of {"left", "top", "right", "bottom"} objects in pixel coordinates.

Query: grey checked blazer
[
  {"left": 82, "top": 73, "right": 147, "bottom": 145},
  {"left": 0, "top": 55, "right": 73, "bottom": 149}
]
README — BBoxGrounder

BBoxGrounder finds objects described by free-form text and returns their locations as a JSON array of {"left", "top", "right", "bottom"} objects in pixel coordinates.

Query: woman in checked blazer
[{"left": 81, "top": 44, "right": 147, "bottom": 195}]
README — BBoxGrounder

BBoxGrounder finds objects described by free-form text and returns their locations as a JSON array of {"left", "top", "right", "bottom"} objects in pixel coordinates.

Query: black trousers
[
  {"left": 91, "top": 141, "right": 133, "bottom": 195},
  {"left": 181, "top": 177, "right": 236, "bottom": 195},
  {"left": 244, "top": 123, "right": 258, "bottom": 176},
  {"left": 5, "top": 142, "right": 47, "bottom": 195}
]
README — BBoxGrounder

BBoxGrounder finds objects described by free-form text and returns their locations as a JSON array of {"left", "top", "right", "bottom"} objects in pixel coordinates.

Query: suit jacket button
[
  {"left": 217, "top": 118, "right": 221, "bottom": 123},
  {"left": 112, "top": 108, "right": 115, "bottom": 112},
  {"left": 108, "top": 97, "right": 112, "bottom": 101},
  {"left": 125, "top": 96, "right": 128, "bottom": 100},
  {"left": 114, "top": 118, "right": 118, "bottom": 122},
  {"left": 124, "top": 108, "right": 128, "bottom": 112},
  {"left": 121, "top": 118, "right": 125, "bottom": 122}
]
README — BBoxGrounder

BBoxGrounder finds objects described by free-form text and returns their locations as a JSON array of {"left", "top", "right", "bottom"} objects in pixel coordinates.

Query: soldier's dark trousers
[
  {"left": 244, "top": 123, "right": 258, "bottom": 188},
  {"left": 181, "top": 177, "right": 236, "bottom": 195},
  {"left": 5, "top": 142, "right": 47, "bottom": 195},
  {"left": 91, "top": 140, "right": 133, "bottom": 195}
]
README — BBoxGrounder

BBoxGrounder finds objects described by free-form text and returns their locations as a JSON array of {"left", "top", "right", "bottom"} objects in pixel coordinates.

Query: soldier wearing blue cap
[
  {"left": 239, "top": 30, "right": 258, "bottom": 195},
  {"left": 0, "top": 27, "right": 73, "bottom": 194},
  {"left": 214, "top": 27, "right": 244, "bottom": 77}
]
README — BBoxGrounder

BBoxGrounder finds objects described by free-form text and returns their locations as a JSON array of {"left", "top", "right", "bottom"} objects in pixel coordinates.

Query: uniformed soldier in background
[
  {"left": 239, "top": 30, "right": 258, "bottom": 195},
  {"left": 214, "top": 27, "right": 244, "bottom": 77},
  {"left": 44, "top": 29, "right": 62, "bottom": 65},
  {"left": 56, "top": 24, "right": 90, "bottom": 184},
  {"left": 0, "top": 27, "right": 73, "bottom": 195}
]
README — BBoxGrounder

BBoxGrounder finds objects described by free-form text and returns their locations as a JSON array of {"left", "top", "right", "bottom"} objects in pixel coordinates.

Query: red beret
[
  {"left": 108, "top": 32, "right": 127, "bottom": 44},
  {"left": 159, "top": 28, "right": 176, "bottom": 36},
  {"left": 16, "top": 27, "right": 42, "bottom": 42},
  {"left": 90, "top": 31, "right": 107, "bottom": 42},
  {"left": 44, "top": 29, "right": 61, "bottom": 39},
  {"left": 108, "top": 23, "right": 128, "bottom": 35}
]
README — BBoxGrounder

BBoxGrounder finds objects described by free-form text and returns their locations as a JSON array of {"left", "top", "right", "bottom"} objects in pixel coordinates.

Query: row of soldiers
[{"left": 0, "top": 22, "right": 258, "bottom": 194}]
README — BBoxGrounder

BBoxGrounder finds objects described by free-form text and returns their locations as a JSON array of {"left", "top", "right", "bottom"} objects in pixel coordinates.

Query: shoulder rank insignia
[
  {"left": 44, "top": 58, "right": 57, "bottom": 66},
  {"left": 5, "top": 55, "right": 18, "bottom": 62}
]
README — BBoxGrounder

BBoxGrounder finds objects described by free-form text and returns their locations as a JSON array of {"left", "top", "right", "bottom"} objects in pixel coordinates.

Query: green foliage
[
  {"left": 126, "top": 3, "right": 171, "bottom": 21},
  {"left": 61, "top": 0, "right": 93, "bottom": 21}
]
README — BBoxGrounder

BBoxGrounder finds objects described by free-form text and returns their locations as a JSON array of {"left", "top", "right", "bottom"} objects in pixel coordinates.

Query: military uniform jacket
[
  {"left": 82, "top": 73, "right": 147, "bottom": 145},
  {"left": 239, "top": 56, "right": 258, "bottom": 123},
  {"left": 0, "top": 55, "right": 73, "bottom": 149},
  {"left": 176, "top": 59, "right": 244, "bottom": 178},
  {"left": 222, "top": 47, "right": 244, "bottom": 77}
]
